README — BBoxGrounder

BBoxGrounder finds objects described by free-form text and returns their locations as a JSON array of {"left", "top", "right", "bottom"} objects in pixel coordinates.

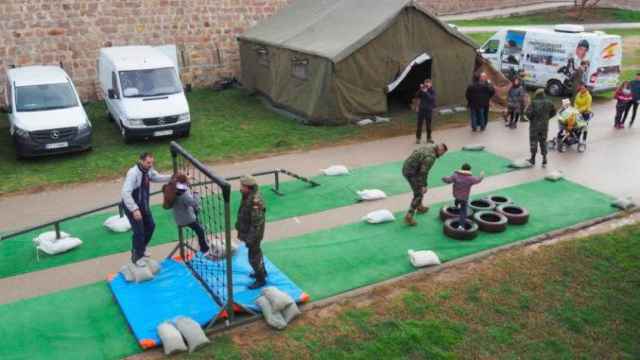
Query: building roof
[
  {"left": 238, "top": 0, "right": 476, "bottom": 63},
  {"left": 100, "top": 46, "right": 176, "bottom": 71},
  {"left": 8, "top": 66, "right": 70, "bottom": 87}
]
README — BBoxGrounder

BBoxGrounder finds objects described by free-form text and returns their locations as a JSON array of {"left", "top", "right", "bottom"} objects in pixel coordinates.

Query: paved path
[
  {"left": 458, "top": 22, "right": 640, "bottom": 33},
  {"left": 440, "top": 2, "right": 574, "bottom": 21},
  {"left": 1, "top": 98, "right": 639, "bottom": 304}
]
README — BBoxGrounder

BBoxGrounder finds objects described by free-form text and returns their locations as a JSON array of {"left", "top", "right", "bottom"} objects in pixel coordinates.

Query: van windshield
[
  {"left": 118, "top": 67, "right": 182, "bottom": 98},
  {"left": 15, "top": 83, "right": 78, "bottom": 112}
]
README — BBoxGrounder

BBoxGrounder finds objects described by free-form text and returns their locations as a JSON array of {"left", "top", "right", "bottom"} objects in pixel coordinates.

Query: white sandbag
[
  {"left": 33, "top": 231, "right": 69, "bottom": 245},
  {"left": 282, "top": 302, "right": 301, "bottom": 324},
  {"left": 362, "top": 209, "right": 395, "bottom": 224},
  {"left": 37, "top": 237, "right": 82, "bottom": 255},
  {"left": 357, "top": 189, "right": 387, "bottom": 201},
  {"left": 357, "top": 119, "right": 374, "bottom": 126},
  {"left": 103, "top": 215, "right": 131, "bottom": 233},
  {"left": 175, "top": 316, "right": 210, "bottom": 353},
  {"left": 462, "top": 144, "right": 485, "bottom": 151},
  {"left": 157, "top": 321, "right": 188, "bottom": 355},
  {"left": 262, "top": 287, "right": 294, "bottom": 312},
  {"left": 545, "top": 170, "right": 564, "bottom": 182},
  {"left": 256, "top": 296, "right": 287, "bottom": 330},
  {"left": 119, "top": 265, "right": 134, "bottom": 282},
  {"left": 453, "top": 106, "right": 467, "bottom": 112},
  {"left": 141, "top": 257, "right": 161, "bottom": 275},
  {"left": 321, "top": 165, "right": 349, "bottom": 176},
  {"left": 374, "top": 116, "right": 391, "bottom": 123},
  {"left": 208, "top": 239, "right": 241, "bottom": 259},
  {"left": 438, "top": 108, "right": 454, "bottom": 115},
  {"left": 509, "top": 159, "right": 533, "bottom": 169},
  {"left": 120, "top": 263, "right": 154, "bottom": 283},
  {"left": 408, "top": 249, "right": 441, "bottom": 268},
  {"left": 612, "top": 197, "right": 635, "bottom": 210}
]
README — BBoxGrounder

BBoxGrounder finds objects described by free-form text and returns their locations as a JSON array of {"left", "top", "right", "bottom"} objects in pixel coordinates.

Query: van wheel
[
  {"left": 545, "top": 80, "right": 565, "bottom": 97},
  {"left": 120, "top": 125, "right": 133, "bottom": 144}
]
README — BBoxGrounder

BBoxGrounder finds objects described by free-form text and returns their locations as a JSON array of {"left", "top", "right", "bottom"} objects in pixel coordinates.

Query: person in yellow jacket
[{"left": 573, "top": 84, "right": 592, "bottom": 149}]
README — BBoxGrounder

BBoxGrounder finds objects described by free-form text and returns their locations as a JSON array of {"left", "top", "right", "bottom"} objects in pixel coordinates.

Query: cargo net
[{"left": 171, "top": 142, "right": 232, "bottom": 310}]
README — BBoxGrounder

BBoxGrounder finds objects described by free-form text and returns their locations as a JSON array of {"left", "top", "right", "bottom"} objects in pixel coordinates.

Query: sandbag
[
  {"left": 120, "top": 263, "right": 154, "bottom": 283},
  {"left": 357, "top": 119, "right": 374, "bottom": 126},
  {"left": 175, "top": 316, "right": 210, "bottom": 353},
  {"left": 357, "top": 189, "right": 387, "bottom": 201},
  {"left": 262, "top": 287, "right": 294, "bottom": 313},
  {"left": 256, "top": 296, "right": 287, "bottom": 330},
  {"left": 208, "top": 239, "right": 241, "bottom": 259},
  {"left": 462, "top": 144, "right": 485, "bottom": 151},
  {"left": 119, "top": 265, "right": 134, "bottom": 282},
  {"left": 545, "top": 170, "right": 564, "bottom": 182},
  {"left": 408, "top": 249, "right": 441, "bottom": 268},
  {"left": 33, "top": 231, "right": 69, "bottom": 245},
  {"left": 37, "top": 237, "right": 82, "bottom": 255},
  {"left": 157, "top": 321, "right": 187, "bottom": 355},
  {"left": 321, "top": 165, "right": 349, "bottom": 176},
  {"left": 282, "top": 303, "right": 301, "bottom": 324},
  {"left": 509, "top": 159, "right": 533, "bottom": 169},
  {"left": 103, "top": 215, "right": 131, "bottom": 233},
  {"left": 362, "top": 209, "right": 395, "bottom": 224},
  {"left": 141, "top": 257, "right": 161, "bottom": 275},
  {"left": 612, "top": 197, "right": 635, "bottom": 210}
]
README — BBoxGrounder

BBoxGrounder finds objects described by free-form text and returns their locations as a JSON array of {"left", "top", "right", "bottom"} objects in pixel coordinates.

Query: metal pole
[
  {"left": 54, "top": 223, "right": 61, "bottom": 240},
  {"left": 178, "top": 227, "right": 185, "bottom": 262},
  {"left": 274, "top": 171, "right": 280, "bottom": 193},
  {"left": 223, "top": 186, "right": 234, "bottom": 324}
]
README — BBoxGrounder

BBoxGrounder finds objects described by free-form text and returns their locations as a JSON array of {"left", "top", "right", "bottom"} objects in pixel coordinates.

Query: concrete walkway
[
  {"left": 440, "top": 1, "right": 574, "bottom": 21},
  {"left": 1, "top": 98, "right": 639, "bottom": 304},
  {"left": 458, "top": 22, "right": 640, "bottom": 33}
]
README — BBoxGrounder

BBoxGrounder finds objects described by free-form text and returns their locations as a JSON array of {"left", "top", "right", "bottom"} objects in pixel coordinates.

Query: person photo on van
[
  {"left": 575, "top": 40, "right": 590, "bottom": 62},
  {"left": 614, "top": 81, "right": 633, "bottom": 129}
]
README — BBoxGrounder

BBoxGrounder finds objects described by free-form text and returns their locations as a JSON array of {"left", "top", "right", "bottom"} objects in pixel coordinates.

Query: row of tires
[{"left": 440, "top": 195, "right": 530, "bottom": 241}]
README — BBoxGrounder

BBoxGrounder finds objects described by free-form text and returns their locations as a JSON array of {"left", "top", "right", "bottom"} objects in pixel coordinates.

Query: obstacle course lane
[
  {"left": 264, "top": 180, "right": 617, "bottom": 301},
  {"left": 0, "top": 150, "right": 510, "bottom": 279}
]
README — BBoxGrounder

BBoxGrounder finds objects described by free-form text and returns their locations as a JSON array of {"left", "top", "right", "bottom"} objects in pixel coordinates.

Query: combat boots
[
  {"left": 542, "top": 155, "right": 548, "bottom": 167},
  {"left": 404, "top": 213, "right": 417, "bottom": 226},
  {"left": 416, "top": 205, "right": 429, "bottom": 214},
  {"left": 528, "top": 153, "right": 536, "bottom": 166}
]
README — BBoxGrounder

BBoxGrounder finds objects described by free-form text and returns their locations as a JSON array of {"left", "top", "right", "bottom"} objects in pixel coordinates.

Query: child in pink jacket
[{"left": 442, "top": 163, "right": 484, "bottom": 228}]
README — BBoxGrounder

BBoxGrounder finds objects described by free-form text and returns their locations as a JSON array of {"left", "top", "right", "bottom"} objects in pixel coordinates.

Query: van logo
[
  {"left": 50, "top": 130, "right": 60, "bottom": 139},
  {"left": 158, "top": 117, "right": 165, "bottom": 125}
]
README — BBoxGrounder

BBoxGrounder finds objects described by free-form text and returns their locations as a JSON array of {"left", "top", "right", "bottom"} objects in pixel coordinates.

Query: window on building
[{"left": 291, "top": 57, "right": 309, "bottom": 80}]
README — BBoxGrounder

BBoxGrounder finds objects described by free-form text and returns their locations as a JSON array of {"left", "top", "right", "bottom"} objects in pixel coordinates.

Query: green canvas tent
[{"left": 238, "top": 0, "right": 481, "bottom": 125}]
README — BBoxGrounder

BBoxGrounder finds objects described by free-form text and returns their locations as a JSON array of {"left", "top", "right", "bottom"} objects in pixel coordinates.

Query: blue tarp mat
[
  {"left": 191, "top": 245, "right": 308, "bottom": 312},
  {"left": 109, "top": 259, "right": 220, "bottom": 349}
]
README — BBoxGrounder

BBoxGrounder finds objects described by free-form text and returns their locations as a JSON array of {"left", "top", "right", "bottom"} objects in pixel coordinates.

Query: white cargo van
[
  {"left": 98, "top": 46, "right": 190, "bottom": 143},
  {"left": 3, "top": 65, "right": 92, "bottom": 158},
  {"left": 479, "top": 25, "right": 622, "bottom": 96}
]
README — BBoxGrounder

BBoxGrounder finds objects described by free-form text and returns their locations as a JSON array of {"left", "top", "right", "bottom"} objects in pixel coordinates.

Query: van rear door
[{"left": 590, "top": 36, "right": 622, "bottom": 91}]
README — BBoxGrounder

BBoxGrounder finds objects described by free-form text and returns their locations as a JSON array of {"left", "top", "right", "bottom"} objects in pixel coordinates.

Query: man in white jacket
[{"left": 121, "top": 152, "right": 172, "bottom": 265}]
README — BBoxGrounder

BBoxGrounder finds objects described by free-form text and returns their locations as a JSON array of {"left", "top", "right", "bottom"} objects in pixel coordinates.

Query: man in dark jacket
[
  {"left": 236, "top": 175, "right": 267, "bottom": 289},
  {"left": 466, "top": 74, "right": 495, "bottom": 131},
  {"left": 628, "top": 72, "right": 640, "bottom": 126},
  {"left": 570, "top": 60, "right": 588, "bottom": 102},
  {"left": 525, "top": 89, "right": 557, "bottom": 166},
  {"left": 415, "top": 79, "right": 436, "bottom": 144}
]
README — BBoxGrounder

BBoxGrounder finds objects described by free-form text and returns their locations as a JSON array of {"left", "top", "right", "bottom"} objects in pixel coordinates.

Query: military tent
[{"left": 238, "top": 0, "right": 482, "bottom": 125}]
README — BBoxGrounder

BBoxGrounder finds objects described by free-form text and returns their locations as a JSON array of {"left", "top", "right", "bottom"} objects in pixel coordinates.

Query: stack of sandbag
[
  {"left": 103, "top": 215, "right": 131, "bottom": 233},
  {"left": 157, "top": 316, "right": 210, "bottom": 355},
  {"left": 33, "top": 231, "right": 83, "bottom": 256},
  {"left": 120, "top": 258, "right": 161, "bottom": 283},
  {"left": 256, "top": 287, "right": 301, "bottom": 330},
  {"left": 321, "top": 165, "right": 349, "bottom": 176}
]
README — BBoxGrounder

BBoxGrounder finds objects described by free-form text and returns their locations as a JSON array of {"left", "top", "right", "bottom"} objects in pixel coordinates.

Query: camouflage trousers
[
  {"left": 529, "top": 131, "right": 548, "bottom": 156},
  {"left": 404, "top": 175, "right": 424, "bottom": 215},
  {"left": 246, "top": 238, "right": 266, "bottom": 282}
]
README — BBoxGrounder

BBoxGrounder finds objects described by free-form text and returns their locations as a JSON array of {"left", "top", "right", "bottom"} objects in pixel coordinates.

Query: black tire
[
  {"left": 473, "top": 211, "right": 508, "bottom": 233},
  {"left": 485, "top": 195, "right": 512, "bottom": 207},
  {"left": 439, "top": 205, "right": 475, "bottom": 222},
  {"left": 120, "top": 122, "right": 133, "bottom": 144},
  {"left": 469, "top": 199, "right": 496, "bottom": 212},
  {"left": 443, "top": 218, "right": 478, "bottom": 241},
  {"left": 545, "top": 80, "right": 565, "bottom": 97},
  {"left": 497, "top": 204, "right": 530, "bottom": 225}
]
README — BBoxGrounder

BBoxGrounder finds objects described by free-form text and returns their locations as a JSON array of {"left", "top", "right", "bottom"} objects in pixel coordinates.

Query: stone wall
[{"left": 0, "top": 0, "right": 636, "bottom": 105}]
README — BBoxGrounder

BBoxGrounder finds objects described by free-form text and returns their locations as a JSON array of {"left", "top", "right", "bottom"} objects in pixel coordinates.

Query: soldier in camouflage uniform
[
  {"left": 525, "top": 89, "right": 557, "bottom": 166},
  {"left": 402, "top": 143, "right": 448, "bottom": 226},
  {"left": 236, "top": 175, "right": 267, "bottom": 289}
]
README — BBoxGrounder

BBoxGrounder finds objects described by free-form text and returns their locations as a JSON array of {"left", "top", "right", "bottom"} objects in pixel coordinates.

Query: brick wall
[{"left": 0, "top": 0, "right": 636, "bottom": 105}]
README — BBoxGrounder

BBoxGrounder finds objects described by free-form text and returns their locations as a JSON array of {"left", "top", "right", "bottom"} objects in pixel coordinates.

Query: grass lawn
[
  {"left": 451, "top": 8, "right": 640, "bottom": 27},
  {"left": 185, "top": 222, "right": 640, "bottom": 360}
]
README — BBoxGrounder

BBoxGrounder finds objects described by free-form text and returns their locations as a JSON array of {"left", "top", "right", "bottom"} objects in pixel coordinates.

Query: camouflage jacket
[
  {"left": 526, "top": 95, "right": 556, "bottom": 135},
  {"left": 402, "top": 144, "right": 438, "bottom": 186},
  {"left": 235, "top": 190, "right": 266, "bottom": 243}
]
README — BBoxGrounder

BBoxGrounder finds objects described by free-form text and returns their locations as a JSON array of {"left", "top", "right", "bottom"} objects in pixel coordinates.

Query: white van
[
  {"left": 3, "top": 65, "right": 92, "bottom": 158},
  {"left": 98, "top": 46, "right": 190, "bottom": 143},
  {"left": 480, "top": 25, "right": 622, "bottom": 96}
]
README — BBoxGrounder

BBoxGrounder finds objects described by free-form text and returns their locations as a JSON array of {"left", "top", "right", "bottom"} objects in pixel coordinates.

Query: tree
[{"left": 573, "top": 0, "right": 602, "bottom": 21}]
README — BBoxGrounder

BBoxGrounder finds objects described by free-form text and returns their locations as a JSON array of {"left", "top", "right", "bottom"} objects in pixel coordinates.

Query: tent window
[
  {"left": 291, "top": 57, "right": 309, "bottom": 80},
  {"left": 255, "top": 47, "right": 269, "bottom": 67}
]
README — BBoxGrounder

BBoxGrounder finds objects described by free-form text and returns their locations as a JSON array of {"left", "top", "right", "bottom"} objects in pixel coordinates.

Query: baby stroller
[{"left": 548, "top": 110, "right": 591, "bottom": 153}]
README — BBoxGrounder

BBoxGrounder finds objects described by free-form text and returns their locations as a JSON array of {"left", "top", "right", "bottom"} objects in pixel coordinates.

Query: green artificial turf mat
[
  {"left": 0, "top": 282, "right": 139, "bottom": 360},
  {"left": 264, "top": 179, "right": 617, "bottom": 301},
  {"left": 0, "top": 150, "right": 510, "bottom": 279}
]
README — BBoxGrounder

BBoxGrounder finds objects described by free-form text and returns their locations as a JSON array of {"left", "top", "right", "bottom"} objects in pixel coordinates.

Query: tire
[
  {"left": 469, "top": 199, "right": 496, "bottom": 212},
  {"left": 497, "top": 204, "right": 530, "bottom": 225},
  {"left": 545, "top": 80, "right": 565, "bottom": 97},
  {"left": 443, "top": 218, "right": 478, "bottom": 241},
  {"left": 485, "top": 195, "right": 512, "bottom": 207},
  {"left": 439, "top": 205, "right": 475, "bottom": 222},
  {"left": 120, "top": 123, "right": 133, "bottom": 144},
  {"left": 473, "top": 211, "right": 508, "bottom": 233},
  {"left": 577, "top": 143, "right": 586, "bottom": 153}
]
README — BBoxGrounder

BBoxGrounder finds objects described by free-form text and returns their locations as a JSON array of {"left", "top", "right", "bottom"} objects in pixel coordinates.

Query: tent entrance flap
[{"left": 386, "top": 53, "right": 431, "bottom": 93}]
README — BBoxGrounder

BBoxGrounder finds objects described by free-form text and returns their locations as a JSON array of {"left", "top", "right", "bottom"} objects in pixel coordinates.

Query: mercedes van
[
  {"left": 479, "top": 25, "right": 622, "bottom": 96},
  {"left": 98, "top": 46, "right": 190, "bottom": 143},
  {"left": 3, "top": 65, "right": 92, "bottom": 158}
]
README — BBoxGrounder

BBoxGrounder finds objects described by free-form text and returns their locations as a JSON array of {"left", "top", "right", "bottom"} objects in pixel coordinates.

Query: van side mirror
[{"left": 107, "top": 89, "right": 117, "bottom": 100}]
